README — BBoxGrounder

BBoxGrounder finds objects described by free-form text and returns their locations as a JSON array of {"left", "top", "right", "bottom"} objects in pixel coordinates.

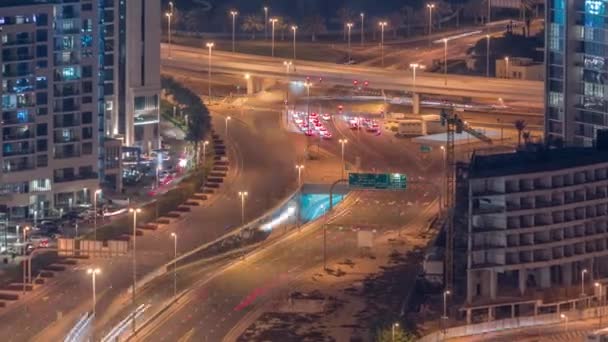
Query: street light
[
  {"left": 360, "top": 12, "right": 365, "bottom": 45},
  {"left": 504, "top": 56, "right": 510, "bottom": 79},
  {"left": 165, "top": 12, "right": 173, "bottom": 59},
  {"left": 230, "top": 10, "right": 238, "bottom": 53},
  {"left": 128, "top": 207, "right": 142, "bottom": 334},
  {"left": 560, "top": 313, "right": 568, "bottom": 332},
  {"left": 238, "top": 191, "right": 248, "bottom": 225},
  {"left": 205, "top": 42, "right": 214, "bottom": 104},
  {"left": 270, "top": 18, "right": 278, "bottom": 57},
  {"left": 304, "top": 80, "right": 312, "bottom": 136},
  {"left": 291, "top": 25, "right": 298, "bottom": 60},
  {"left": 87, "top": 268, "right": 101, "bottom": 316},
  {"left": 93, "top": 189, "right": 102, "bottom": 242},
  {"left": 582, "top": 268, "right": 588, "bottom": 296},
  {"left": 170, "top": 233, "right": 177, "bottom": 298},
  {"left": 392, "top": 322, "right": 399, "bottom": 342},
  {"left": 427, "top": 4, "right": 435, "bottom": 38},
  {"left": 346, "top": 22, "right": 354, "bottom": 63},
  {"left": 442, "top": 289, "right": 451, "bottom": 319},
  {"left": 409, "top": 63, "right": 425, "bottom": 93},
  {"left": 597, "top": 282, "right": 605, "bottom": 327},
  {"left": 295, "top": 164, "right": 304, "bottom": 185},
  {"left": 21, "top": 225, "right": 30, "bottom": 292},
  {"left": 263, "top": 6, "right": 269, "bottom": 40},
  {"left": 443, "top": 38, "right": 448, "bottom": 86},
  {"left": 202, "top": 140, "right": 209, "bottom": 168},
  {"left": 486, "top": 34, "right": 491, "bottom": 77},
  {"left": 283, "top": 61, "right": 292, "bottom": 101},
  {"left": 379, "top": 21, "right": 387, "bottom": 67},
  {"left": 339, "top": 139, "right": 348, "bottom": 179},
  {"left": 225, "top": 116, "right": 231, "bottom": 137}
]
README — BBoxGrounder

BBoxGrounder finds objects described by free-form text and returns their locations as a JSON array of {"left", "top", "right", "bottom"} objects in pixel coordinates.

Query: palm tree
[
  {"left": 241, "top": 15, "right": 264, "bottom": 40},
  {"left": 522, "top": 131, "right": 531, "bottom": 145},
  {"left": 302, "top": 15, "right": 326, "bottom": 42},
  {"left": 514, "top": 120, "right": 527, "bottom": 146}
]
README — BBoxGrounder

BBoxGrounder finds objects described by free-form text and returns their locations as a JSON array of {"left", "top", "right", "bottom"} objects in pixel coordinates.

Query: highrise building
[
  {"left": 545, "top": 0, "right": 608, "bottom": 146},
  {"left": 0, "top": 0, "right": 160, "bottom": 219}
]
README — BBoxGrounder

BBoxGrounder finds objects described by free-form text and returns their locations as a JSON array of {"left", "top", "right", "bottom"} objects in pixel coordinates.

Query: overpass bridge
[{"left": 161, "top": 44, "right": 544, "bottom": 108}]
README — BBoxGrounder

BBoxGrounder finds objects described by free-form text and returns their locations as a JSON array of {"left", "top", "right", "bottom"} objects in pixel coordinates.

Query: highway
[
  {"left": 0, "top": 105, "right": 299, "bottom": 341},
  {"left": 133, "top": 190, "right": 438, "bottom": 341},
  {"left": 161, "top": 43, "right": 543, "bottom": 104}
]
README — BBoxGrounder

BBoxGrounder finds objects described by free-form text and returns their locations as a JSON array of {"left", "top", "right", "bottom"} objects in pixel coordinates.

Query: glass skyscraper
[{"left": 546, "top": 0, "right": 608, "bottom": 146}]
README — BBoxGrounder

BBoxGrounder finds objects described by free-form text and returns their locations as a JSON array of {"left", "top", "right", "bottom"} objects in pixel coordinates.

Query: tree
[
  {"left": 302, "top": 15, "right": 326, "bottom": 42},
  {"left": 241, "top": 15, "right": 264, "bottom": 40},
  {"left": 522, "top": 131, "right": 531, "bottom": 145},
  {"left": 515, "top": 120, "right": 527, "bottom": 147},
  {"left": 375, "top": 325, "right": 415, "bottom": 342}
]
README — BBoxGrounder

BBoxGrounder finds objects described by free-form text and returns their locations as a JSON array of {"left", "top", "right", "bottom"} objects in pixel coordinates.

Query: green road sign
[
  {"left": 348, "top": 172, "right": 407, "bottom": 190},
  {"left": 420, "top": 145, "right": 432, "bottom": 153}
]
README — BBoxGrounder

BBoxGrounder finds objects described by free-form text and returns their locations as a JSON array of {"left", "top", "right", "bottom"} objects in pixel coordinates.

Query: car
[
  {"left": 309, "top": 112, "right": 318, "bottom": 118},
  {"left": 349, "top": 122, "right": 359, "bottom": 130},
  {"left": 304, "top": 130, "right": 315, "bottom": 136},
  {"left": 321, "top": 131, "right": 333, "bottom": 139},
  {"left": 321, "top": 113, "right": 331, "bottom": 121},
  {"left": 343, "top": 58, "right": 357, "bottom": 65},
  {"left": 294, "top": 118, "right": 303, "bottom": 124},
  {"left": 366, "top": 122, "right": 379, "bottom": 132},
  {"left": 319, "top": 126, "right": 328, "bottom": 132},
  {"left": 28, "top": 235, "right": 50, "bottom": 248}
]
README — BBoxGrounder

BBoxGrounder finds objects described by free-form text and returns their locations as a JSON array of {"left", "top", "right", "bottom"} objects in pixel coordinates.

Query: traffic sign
[
  {"left": 420, "top": 145, "right": 432, "bottom": 153},
  {"left": 348, "top": 172, "right": 407, "bottom": 190}
]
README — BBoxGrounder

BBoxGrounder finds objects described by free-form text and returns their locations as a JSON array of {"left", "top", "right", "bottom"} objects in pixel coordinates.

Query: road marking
[{"left": 177, "top": 328, "right": 195, "bottom": 342}]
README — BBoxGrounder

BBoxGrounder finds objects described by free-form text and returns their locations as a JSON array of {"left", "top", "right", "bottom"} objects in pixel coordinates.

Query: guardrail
[{"left": 101, "top": 304, "right": 150, "bottom": 342}]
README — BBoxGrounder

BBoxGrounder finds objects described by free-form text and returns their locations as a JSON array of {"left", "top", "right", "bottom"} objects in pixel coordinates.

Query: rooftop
[{"left": 470, "top": 147, "right": 608, "bottom": 178}]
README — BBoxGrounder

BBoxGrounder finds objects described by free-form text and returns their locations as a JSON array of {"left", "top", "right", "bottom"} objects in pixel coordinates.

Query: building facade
[
  {"left": 496, "top": 57, "right": 544, "bottom": 81},
  {"left": 462, "top": 148, "right": 608, "bottom": 304},
  {"left": 545, "top": 0, "right": 608, "bottom": 146},
  {"left": 0, "top": 0, "right": 160, "bottom": 218}
]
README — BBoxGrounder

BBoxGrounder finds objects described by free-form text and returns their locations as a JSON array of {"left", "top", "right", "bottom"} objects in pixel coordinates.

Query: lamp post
[
  {"left": 560, "top": 313, "right": 568, "bottom": 332},
  {"left": 225, "top": 116, "right": 231, "bottom": 137},
  {"left": 230, "top": 10, "right": 238, "bottom": 53},
  {"left": 128, "top": 207, "right": 141, "bottom": 334},
  {"left": 442, "top": 289, "right": 451, "bottom": 319},
  {"left": 346, "top": 22, "right": 353, "bottom": 63},
  {"left": 270, "top": 18, "right": 278, "bottom": 57},
  {"left": 21, "top": 226, "right": 29, "bottom": 292},
  {"left": 427, "top": 4, "right": 435, "bottom": 38},
  {"left": 487, "top": 0, "right": 492, "bottom": 23},
  {"left": 443, "top": 38, "right": 448, "bottom": 86},
  {"left": 238, "top": 191, "right": 248, "bottom": 225},
  {"left": 392, "top": 322, "right": 399, "bottom": 342},
  {"left": 409, "top": 63, "right": 425, "bottom": 93},
  {"left": 93, "top": 189, "right": 102, "bottom": 241},
  {"left": 504, "top": 56, "right": 510, "bottom": 79},
  {"left": 379, "top": 21, "right": 387, "bottom": 67},
  {"left": 339, "top": 139, "right": 348, "bottom": 179},
  {"left": 206, "top": 42, "right": 214, "bottom": 104},
  {"left": 263, "top": 6, "right": 269, "bottom": 40},
  {"left": 202, "top": 140, "right": 209, "bottom": 168},
  {"left": 283, "top": 61, "right": 292, "bottom": 101},
  {"left": 291, "top": 25, "right": 298, "bottom": 60},
  {"left": 582, "top": 268, "right": 588, "bottom": 296},
  {"left": 596, "top": 282, "right": 604, "bottom": 328},
  {"left": 165, "top": 12, "right": 173, "bottom": 59},
  {"left": 304, "top": 81, "right": 312, "bottom": 136},
  {"left": 360, "top": 12, "right": 365, "bottom": 45},
  {"left": 296, "top": 165, "right": 304, "bottom": 185},
  {"left": 170, "top": 233, "right": 177, "bottom": 298},
  {"left": 87, "top": 268, "right": 101, "bottom": 316},
  {"left": 486, "top": 34, "right": 491, "bottom": 77}
]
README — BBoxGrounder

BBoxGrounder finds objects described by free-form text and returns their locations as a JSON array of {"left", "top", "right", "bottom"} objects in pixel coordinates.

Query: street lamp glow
[
  {"left": 244, "top": 73, "right": 250, "bottom": 79},
  {"left": 206, "top": 42, "right": 214, "bottom": 104},
  {"left": 165, "top": 12, "right": 173, "bottom": 59},
  {"left": 378, "top": 21, "right": 388, "bottom": 67},
  {"left": 409, "top": 63, "right": 425, "bottom": 93},
  {"left": 225, "top": 116, "right": 231, "bottom": 137},
  {"left": 442, "top": 38, "right": 449, "bottom": 86},
  {"left": 93, "top": 189, "right": 102, "bottom": 241},
  {"left": 442, "top": 289, "right": 451, "bottom": 319},
  {"left": 230, "top": 10, "right": 238, "bottom": 53},
  {"left": 582, "top": 268, "right": 588, "bottom": 296},
  {"left": 504, "top": 56, "right": 510, "bottom": 79},
  {"left": 360, "top": 12, "right": 365, "bottom": 45},
  {"left": 295, "top": 164, "right": 304, "bottom": 185},
  {"left": 238, "top": 191, "right": 249, "bottom": 224},
  {"left": 346, "top": 22, "right": 354, "bottom": 62},
  {"left": 291, "top": 25, "right": 298, "bottom": 60},
  {"left": 427, "top": 3, "right": 435, "bottom": 38},
  {"left": 129, "top": 207, "right": 141, "bottom": 333},
  {"left": 170, "top": 232, "right": 178, "bottom": 297},
  {"left": 270, "top": 18, "right": 278, "bottom": 57}
]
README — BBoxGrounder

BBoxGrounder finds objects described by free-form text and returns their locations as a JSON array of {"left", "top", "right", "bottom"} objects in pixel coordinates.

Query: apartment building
[
  {"left": 0, "top": 0, "right": 160, "bottom": 218},
  {"left": 461, "top": 147, "right": 608, "bottom": 304},
  {"left": 545, "top": 0, "right": 608, "bottom": 146}
]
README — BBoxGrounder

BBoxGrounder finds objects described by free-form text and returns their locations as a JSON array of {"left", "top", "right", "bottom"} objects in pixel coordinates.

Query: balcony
[
  {"left": 3, "top": 38, "right": 34, "bottom": 46},
  {"left": 2, "top": 54, "right": 35, "bottom": 62},
  {"left": 2, "top": 116, "right": 35, "bottom": 125},
  {"left": 54, "top": 150, "right": 81, "bottom": 159},
  {"left": 54, "top": 172, "right": 97, "bottom": 183},
  {"left": 3, "top": 162, "right": 35, "bottom": 173},
  {"left": 473, "top": 205, "right": 505, "bottom": 215},
  {"left": 53, "top": 104, "right": 80, "bottom": 113},
  {"left": 53, "top": 88, "right": 80, "bottom": 97},
  {"left": 3, "top": 147, "right": 35, "bottom": 157},
  {"left": 53, "top": 119, "right": 81, "bottom": 128},
  {"left": 53, "top": 136, "right": 80, "bottom": 144},
  {"left": 3, "top": 133, "right": 34, "bottom": 141}
]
